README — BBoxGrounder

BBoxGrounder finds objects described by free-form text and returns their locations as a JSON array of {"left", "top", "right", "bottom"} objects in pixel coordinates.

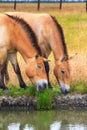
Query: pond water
[{"left": 0, "top": 110, "right": 87, "bottom": 130}]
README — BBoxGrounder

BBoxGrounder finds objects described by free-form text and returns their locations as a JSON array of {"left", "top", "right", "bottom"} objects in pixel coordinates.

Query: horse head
[
  {"left": 25, "top": 54, "right": 48, "bottom": 91},
  {"left": 54, "top": 55, "right": 70, "bottom": 94}
]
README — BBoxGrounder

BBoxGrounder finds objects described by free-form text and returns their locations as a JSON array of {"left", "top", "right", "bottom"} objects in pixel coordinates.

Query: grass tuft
[
  {"left": 36, "top": 87, "right": 61, "bottom": 110},
  {"left": 0, "top": 84, "right": 37, "bottom": 97},
  {"left": 71, "top": 83, "right": 87, "bottom": 94}
]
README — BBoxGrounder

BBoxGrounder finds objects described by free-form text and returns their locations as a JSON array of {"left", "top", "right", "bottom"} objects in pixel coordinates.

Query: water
[{"left": 0, "top": 110, "right": 87, "bottom": 130}]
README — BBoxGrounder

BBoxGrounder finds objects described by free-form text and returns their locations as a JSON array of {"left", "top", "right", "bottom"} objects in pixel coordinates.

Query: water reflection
[
  {"left": 8, "top": 123, "right": 20, "bottom": 130},
  {"left": 0, "top": 110, "right": 87, "bottom": 130},
  {"left": 7, "top": 122, "right": 87, "bottom": 130},
  {"left": 24, "top": 124, "right": 34, "bottom": 130},
  {"left": 8, "top": 123, "right": 35, "bottom": 130},
  {"left": 69, "top": 124, "right": 87, "bottom": 130},
  {"left": 50, "top": 122, "right": 61, "bottom": 130}
]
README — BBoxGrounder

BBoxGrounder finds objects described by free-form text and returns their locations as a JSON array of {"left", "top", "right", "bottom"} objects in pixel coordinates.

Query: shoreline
[{"left": 0, "top": 94, "right": 87, "bottom": 110}]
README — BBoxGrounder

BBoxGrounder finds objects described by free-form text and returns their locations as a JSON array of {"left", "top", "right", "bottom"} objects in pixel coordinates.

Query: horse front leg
[
  {"left": 8, "top": 53, "right": 27, "bottom": 89},
  {"left": 12, "top": 62, "right": 27, "bottom": 89},
  {"left": 4, "top": 60, "right": 10, "bottom": 84},
  {"left": 0, "top": 63, "right": 8, "bottom": 91},
  {"left": 0, "top": 49, "right": 8, "bottom": 91},
  {"left": 44, "top": 61, "right": 53, "bottom": 89}
]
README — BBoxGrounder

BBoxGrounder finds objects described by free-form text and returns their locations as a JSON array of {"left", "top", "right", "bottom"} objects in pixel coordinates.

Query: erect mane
[
  {"left": 6, "top": 14, "right": 41, "bottom": 55},
  {"left": 50, "top": 15, "right": 68, "bottom": 59}
]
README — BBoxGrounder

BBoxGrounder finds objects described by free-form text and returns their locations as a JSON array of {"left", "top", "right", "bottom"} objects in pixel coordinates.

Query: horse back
[{"left": 6, "top": 12, "right": 60, "bottom": 57}]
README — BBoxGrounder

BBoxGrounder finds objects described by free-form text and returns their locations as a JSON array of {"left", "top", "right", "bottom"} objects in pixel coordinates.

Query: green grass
[
  {"left": 36, "top": 90, "right": 53, "bottom": 110},
  {"left": 71, "top": 83, "right": 87, "bottom": 94},
  {"left": 36, "top": 87, "right": 61, "bottom": 110},
  {"left": 0, "top": 83, "right": 86, "bottom": 96},
  {"left": 0, "top": 84, "right": 36, "bottom": 97},
  {"left": 0, "top": 85, "right": 61, "bottom": 110}
]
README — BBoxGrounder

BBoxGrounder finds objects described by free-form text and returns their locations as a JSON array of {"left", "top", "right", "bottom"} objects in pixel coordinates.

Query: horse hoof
[
  {"left": 20, "top": 84, "right": 27, "bottom": 89},
  {"left": 48, "top": 85, "right": 53, "bottom": 89}
]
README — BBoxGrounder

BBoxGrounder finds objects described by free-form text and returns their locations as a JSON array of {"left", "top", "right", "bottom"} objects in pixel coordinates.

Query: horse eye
[
  {"left": 37, "top": 65, "right": 42, "bottom": 69},
  {"left": 61, "top": 70, "right": 65, "bottom": 74}
]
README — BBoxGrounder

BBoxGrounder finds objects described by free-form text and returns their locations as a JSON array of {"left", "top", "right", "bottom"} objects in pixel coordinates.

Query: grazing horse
[
  {"left": 0, "top": 14, "right": 48, "bottom": 91},
  {"left": 5, "top": 12, "right": 70, "bottom": 94}
]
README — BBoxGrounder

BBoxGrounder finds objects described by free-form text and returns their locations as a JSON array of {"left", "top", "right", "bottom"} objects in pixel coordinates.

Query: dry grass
[
  {"left": 0, "top": 3, "right": 86, "bottom": 13},
  {"left": 1, "top": 3, "right": 87, "bottom": 88}
]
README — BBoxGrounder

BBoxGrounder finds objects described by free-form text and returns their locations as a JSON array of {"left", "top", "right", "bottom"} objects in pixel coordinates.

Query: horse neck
[
  {"left": 50, "top": 33, "right": 66, "bottom": 61},
  {"left": 49, "top": 25, "right": 67, "bottom": 62},
  {"left": 10, "top": 23, "right": 37, "bottom": 62}
]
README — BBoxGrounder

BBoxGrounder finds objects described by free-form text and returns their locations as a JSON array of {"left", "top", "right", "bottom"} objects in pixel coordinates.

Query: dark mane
[
  {"left": 6, "top": 14, "right": 41, "bottom": 55},
  {"left": 50, "top": 15, "right": 68, "bottom": 59}
]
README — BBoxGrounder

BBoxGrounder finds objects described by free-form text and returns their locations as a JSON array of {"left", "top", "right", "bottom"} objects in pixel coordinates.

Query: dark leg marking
[
  {"left": 8, "top": 53, "right": 27, "bottom": 89},
  {"left": 0, "top": 63, "right": 8, "bottom": 90},
  {"left": 44, "top": 61, "right": 53, "bottom": 89},
  {"left": 4, "top": 60, "right": 10, "bottom": 84},
  {"left": 11, "top": 62, "right": 27, "bottom": 89}
]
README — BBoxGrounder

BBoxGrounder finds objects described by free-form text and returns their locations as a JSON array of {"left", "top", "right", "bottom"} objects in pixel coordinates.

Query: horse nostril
[
  {"left": 38, "top": 85, "right": 45, "bottom": 92},
  {"left": 36, "top": 79, "right": 48, "bottom": 92},
  {"left": 59, "top": 81, "right": 70, "bottom": 94},
  {"left": 43, "top": 83, "right": 47, "bottom": 88},
  {"left": 38, "top": 85, "right": 42, "bottom": 91},
  {"left": 60, "top": 87, "right": 70, "bottom": 94},
  {"left": 64, "top": 89, "right": 70, "bottom": 94},
  {"left": 38, "top": 83, "right": 47, "bottom": 92}
]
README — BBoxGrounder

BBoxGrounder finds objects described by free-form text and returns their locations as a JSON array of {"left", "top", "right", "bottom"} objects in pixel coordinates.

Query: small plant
[
  {"left": 71, "top": 83, "right": 87, "bottom": 94},
  {"left": 24, "top": 85, "right": 36, "bottom": 96},
  {"left": 36, "top": 90, "right": 53, "bottom": 110},
  {"left": 36, "top": 87, "right": 61, "bottom": 110}
]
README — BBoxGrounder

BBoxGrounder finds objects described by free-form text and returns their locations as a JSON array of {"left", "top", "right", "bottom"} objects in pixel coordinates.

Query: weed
[
  {"left": 71, "top": 82, "right": 87, "bottom": 94},
  {"left": 36, "top": 88, "right": 61, "bottom": 110}
]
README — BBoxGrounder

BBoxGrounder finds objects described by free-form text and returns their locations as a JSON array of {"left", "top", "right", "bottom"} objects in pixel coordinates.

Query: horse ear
[
  {"left": 68, "top": 53, "right": 78, "bottom": 60},
  {"left": 57, "top": 55, "right": 67, "bottom": 65},
  {"left": 35, "top": 54, "right": 40, "bottom": 59},
  {"left": 60, "top": 55, "right": 67, "bottom": 62}
]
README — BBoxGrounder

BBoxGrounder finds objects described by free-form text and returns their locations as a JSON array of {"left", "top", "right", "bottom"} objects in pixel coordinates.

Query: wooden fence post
[
  {"left": 59, "top": 0, "right": 62, "bottom": 9},
  {"left": 37, "top": 0, "right": 40, "bottom": 10},
  {"left": 86, "top": 0, "right": 87, "bottom": 12},
  {"left": 14, "top": 0, "right": 16, "bottom": 10}
]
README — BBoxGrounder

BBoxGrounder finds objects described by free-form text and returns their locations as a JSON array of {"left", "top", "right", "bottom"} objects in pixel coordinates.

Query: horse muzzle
[
  {"left": 59, "top": 81, "right": 70, "bottom": 94},
  {"left": 36, "top": 79, "right": 48, "bottom": 92}
]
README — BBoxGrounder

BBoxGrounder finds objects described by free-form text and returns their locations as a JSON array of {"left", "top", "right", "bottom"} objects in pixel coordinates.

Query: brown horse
[
  {"left": 0, "top": 14, "right": 48, "bottom": 91},
  {"left": 5, "top": 12, "right": 70, "bottom": 94}
]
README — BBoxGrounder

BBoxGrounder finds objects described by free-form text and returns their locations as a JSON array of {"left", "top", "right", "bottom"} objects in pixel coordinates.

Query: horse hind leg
[
  {"left": 8, "top": 53, "right": 27, "bottom": 89},
  {"left": 44, "top": 61, "right": 53, "bottom": 89}
]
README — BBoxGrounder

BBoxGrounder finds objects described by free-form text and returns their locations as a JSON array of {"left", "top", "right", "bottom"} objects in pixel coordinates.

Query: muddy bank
[
  {"left": 53, "top": 94, "right": 87, "bottom": 110},
  {"left": 0, "top": 94, "right": 87, "bottom": 110}
]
